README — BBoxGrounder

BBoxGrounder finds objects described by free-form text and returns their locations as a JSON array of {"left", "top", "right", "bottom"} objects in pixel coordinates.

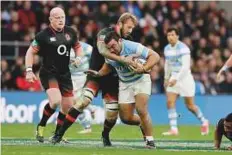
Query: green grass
[{"left": 1, "top": 124, "right": 231, "bottom": 155}]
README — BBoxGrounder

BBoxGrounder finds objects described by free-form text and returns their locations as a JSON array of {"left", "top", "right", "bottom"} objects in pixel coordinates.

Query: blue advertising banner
[{"left": 1, "top": 92, "right": 231, "bottom": 125}]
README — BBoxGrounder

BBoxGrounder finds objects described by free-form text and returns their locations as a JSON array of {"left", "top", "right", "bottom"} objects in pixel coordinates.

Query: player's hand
[
  {"left": 164, "top": 79, "right": 169, "bottom": 88},
  {"left": 26, "top": 71, "right": 37, "bottom": 83},
  {"left": 168, "top": 79, "right": 177, "bottom": 87},
  {"left": 84, "top": 69, "right": 101, "bottom": 77},
  {"left": 216, "top": 69, "right": 224, "bottom": 81},
  {"left": 129, "top": 63, "right": 147, "bottom": 74},
  {"left": 121, "top": 54, "right": 140, "bottom": 66},
  {"left": 70, "top": 57, "right": 82, "bottom": 68}
]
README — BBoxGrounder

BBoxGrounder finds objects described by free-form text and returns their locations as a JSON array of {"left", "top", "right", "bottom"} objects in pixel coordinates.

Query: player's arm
[
  {"left": 132, "top": 43, "right": 160, "bottom": 73},
  {"left": 214, "top": 120, "right": 224, "bottom": 149},
  {"left": 97, "top": 41, "right": 134, "bottom": 65},
  {"left": 143, "top": 49, "right": 160, "bottom": 72},
  {"left": 25, "top": 40, "right": 39, "bottom": 83},
  {"left": 85, "top": 63, "right": 112, "bottom": 77},
  {"left": 217, "top": 54, "right": 232, "bottom": 80},
  {"left": 168, "top": 48, "right": 190, "bottom": 87}
]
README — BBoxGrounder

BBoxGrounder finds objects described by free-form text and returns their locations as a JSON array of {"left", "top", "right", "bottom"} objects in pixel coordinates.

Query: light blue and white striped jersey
[
  {"left": 69, "top": 42, "right": 93, "bottom": 76},
  {"left": 164, "top": 41, "right": 191, "bottom": 79},
  {"left": 106, "top": 39, "right": 149, "bottom": 83}
]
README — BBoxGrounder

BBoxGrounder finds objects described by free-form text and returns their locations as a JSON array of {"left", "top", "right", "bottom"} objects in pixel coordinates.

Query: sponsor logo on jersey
[{"left": 50, "top": 37, "right": 56, "bottom": 42}]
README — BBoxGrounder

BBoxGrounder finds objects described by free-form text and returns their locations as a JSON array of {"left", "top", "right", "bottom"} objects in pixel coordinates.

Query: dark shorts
[
  {"left": 39, "top": 68, "right": 73, "bottom": 97},
  {"left": 84, "top": 74, "right": 119, "bottom": 102}
]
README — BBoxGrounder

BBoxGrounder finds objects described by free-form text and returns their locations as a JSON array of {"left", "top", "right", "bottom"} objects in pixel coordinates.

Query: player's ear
[
  {"left": 119, "top": 22, "right": 123, "bottom": 29},
  {"left": 49, "top": 16, "right": 52, "bottom": 22}
]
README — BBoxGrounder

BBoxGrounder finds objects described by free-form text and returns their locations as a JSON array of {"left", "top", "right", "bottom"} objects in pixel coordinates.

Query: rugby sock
[
  {"left": 192, "top": 106, "right": 206, "bottom": 123},
  {"left": 58, "top": 107, "right": 81, "bottom": 134},
  {"left": 146, "top": 136, "right": 154, "bottom": 141},
  {"left": 39, "top": 103, "right": 56, "bottom": 126},
  {"left": 102, "top": 119, "right": 116, "bottom": 135},
  {"left": 55, "top": 112, "right": 66, "bottom": 134},
  {"left": 168, "top": 108, "right": 178, "bottom": 130}
]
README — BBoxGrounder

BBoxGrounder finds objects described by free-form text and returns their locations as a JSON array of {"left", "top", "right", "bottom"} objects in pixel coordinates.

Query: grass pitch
[{"left": 1, "top": 124, "right": 231, "bottom": 155}]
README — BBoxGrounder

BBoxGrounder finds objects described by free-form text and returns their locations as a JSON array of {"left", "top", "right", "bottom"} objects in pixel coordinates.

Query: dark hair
[
  {"left": 104, "top": 31, "right": 121, "bottom": 44},
  {"left": 167, "top": 27, "right": 179, "bottom": 35},
  {"left": 225, "top": 113, "right": 232, "bottom": 122}
]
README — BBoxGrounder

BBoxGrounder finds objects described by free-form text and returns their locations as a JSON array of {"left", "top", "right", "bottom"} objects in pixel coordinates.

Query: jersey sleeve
[
  {"left": 30, "top": 32, "right": 43, "bottom": 53},
  {"left": 135, "top": 43, "right": 149, "bottom": 59}
]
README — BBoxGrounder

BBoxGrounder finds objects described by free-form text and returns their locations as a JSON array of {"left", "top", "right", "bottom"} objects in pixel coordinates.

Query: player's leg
[
  {"left": 36, "top": 70, "right": 62, "bottom": 142},
  {"left": 118, "top": 79, "right": 145, "bottom": 141},
  {"left": 184, "top": 97, "right": 209, "bottom": 135},
  {"left": 162, "top": 92, "right": 179, "bottom": 135},
  {"left": 77, "top": 109, "right": 92, "bottom": 134},
  {"left": 51, "top": 77, "right": 99, "bottom": 143},
  {"left": 133, "top": 74, "right": 155, "bottom": 148},
  {"left": 101, "top": 75, "right": 119, "bottom": 146},
  {"left": 72, "top": 75, "right": 92, "bottom": 133}
]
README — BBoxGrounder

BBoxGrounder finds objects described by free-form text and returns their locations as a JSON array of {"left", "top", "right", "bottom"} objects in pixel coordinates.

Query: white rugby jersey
[
  {"left": 164, "top": 41, "right": 191, "bottom": 81},
  {"left": 69, "top": 41, "right": 93, "bottom": 76},
  {"left": 106, "top": 39, "right": 149, "bottom": 83}
]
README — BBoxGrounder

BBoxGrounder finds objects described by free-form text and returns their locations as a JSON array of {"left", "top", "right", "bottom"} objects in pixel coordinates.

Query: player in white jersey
[
  {"left": 87, "top": 31, "right": 160, "bottom": 148},
  {"left": 69, "top": 41, "right": 94, "bottom": 134},
  {"left": 217, "top": 54, "right": 232, "bottom": 80},
  {"left": 162, "top": 28, "right": 209, "bottom": 136}
]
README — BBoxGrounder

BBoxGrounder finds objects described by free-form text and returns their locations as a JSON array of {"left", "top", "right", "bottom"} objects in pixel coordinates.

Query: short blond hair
[{"left": 118, "top": 12, "right": 138, "bottom": 25}]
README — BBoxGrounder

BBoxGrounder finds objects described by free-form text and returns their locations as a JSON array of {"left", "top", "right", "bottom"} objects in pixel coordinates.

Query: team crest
[{"left": 65, "top": 33, "right": 71, "bottom": 41}]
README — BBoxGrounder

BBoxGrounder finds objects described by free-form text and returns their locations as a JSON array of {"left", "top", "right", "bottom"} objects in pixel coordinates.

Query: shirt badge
[{"left": 65, "top": 33, "right": 71, "bottom": 41}]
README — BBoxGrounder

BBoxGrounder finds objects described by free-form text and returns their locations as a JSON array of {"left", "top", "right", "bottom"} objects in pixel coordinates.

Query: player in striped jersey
[
  {"left": 89, "top": 31, "right": 160, "bottom": 148},
  {"left": 69, "top": 41, "right": 94, "bottom": 134},
  {"left": 162, "top": 28, "right": 209, "bottom": 136}
]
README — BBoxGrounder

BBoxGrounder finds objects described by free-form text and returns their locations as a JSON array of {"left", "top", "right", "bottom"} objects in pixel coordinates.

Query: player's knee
[
  {"left": 73, "top": 89, "right": 94, "bottom": 111},
  {"left": 105, "top": 111, "right": 118, "bottom": 122},
  {"left": 136, "top": 108, "right": 147, "bottom": 118},
  {"left": 119, "top": 113, "right": 132, "bottom": 124}
]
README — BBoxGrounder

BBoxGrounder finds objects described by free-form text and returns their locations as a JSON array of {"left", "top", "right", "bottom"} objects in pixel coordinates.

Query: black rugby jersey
[
  {"left": 32, "top": 26, "right": 78, "bottom": 73},
  {"left": 217, "top": 118, "right": 232, "bottom": 141}
]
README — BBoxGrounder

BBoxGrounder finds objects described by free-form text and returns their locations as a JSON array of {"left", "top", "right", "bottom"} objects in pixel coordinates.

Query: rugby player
[
  {"left": 214, "top": 113, "right": 232, "bottom": 150},
  {"left": 51, "top": 13, "right": 141, "bottom": 146},
  {"left": 162, "top": 28, "right": 209, "bottom": 136},
  {"left": 25, "top": 7, "right": 82, "bottom": 143},
  {"left": 88, "top": 31, "right": 160, "bottom": 148}
]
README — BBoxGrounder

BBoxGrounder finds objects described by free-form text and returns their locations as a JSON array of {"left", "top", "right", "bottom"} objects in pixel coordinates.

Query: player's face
[
  {"left": 50, "top": 12, "right": 65, "bottom": 30},
  {"left": 224, "top": 121, "right": 232, "bottom": 132},
  {"left": 167, "top": 31, "right": 179, "bottom": 46},
  {"left": 121, "top": 19, "right": 135, "bottom": 37},
  {"left": 106, "top": 39, "right": 121, "bottom": 55}
]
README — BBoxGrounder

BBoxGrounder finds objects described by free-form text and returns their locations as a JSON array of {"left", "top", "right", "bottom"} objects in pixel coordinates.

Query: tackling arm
[{"left": 97, "top": 41, "right": 134, "bottom": 65}]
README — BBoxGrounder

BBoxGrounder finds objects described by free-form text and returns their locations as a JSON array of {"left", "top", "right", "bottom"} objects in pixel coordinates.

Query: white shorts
[
  {"left": 119, "top": 74, "right": 151, "bottom": 104},
  {"left": 166, "top": 74, "right": 195, "bottom": 97},
  {"left": 71, "top": 74, "right": 86, "bottom": 98}
]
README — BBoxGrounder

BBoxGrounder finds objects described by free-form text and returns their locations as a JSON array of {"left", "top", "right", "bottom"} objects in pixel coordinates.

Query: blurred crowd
[{"left": 1, "top": 1, "right": 232, "bottom": 94}]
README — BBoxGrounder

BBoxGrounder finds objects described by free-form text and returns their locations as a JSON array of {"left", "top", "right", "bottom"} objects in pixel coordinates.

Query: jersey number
[{"left": 57, "top": 45, "right": 69, "bottom": 56}]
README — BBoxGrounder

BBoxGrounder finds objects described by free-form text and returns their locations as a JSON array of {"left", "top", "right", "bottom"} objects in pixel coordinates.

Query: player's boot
[
  {"left": 101, "top": 131, "right": 112, "bottom": 146},
  {"left": 36, "top": 125, "right": 45, "bottom": 143},
  {"left": 78, "top": 128, "right": 92, "bottom": 134},
  {"left": 50, "top": 132, "right": 64, "bottom": 144},
  {"left": 201, "top": 120, "right": 209, "bottom": 135},
  {"left": 145, "top": 140, "right": 156, "bottom": 149},
  {"left": 162, "top": 128, "right": 179, "bottom": 136},
  {"left": 49, "top": 133, "right": 69, "bottom": 144}
]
